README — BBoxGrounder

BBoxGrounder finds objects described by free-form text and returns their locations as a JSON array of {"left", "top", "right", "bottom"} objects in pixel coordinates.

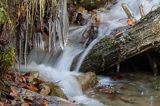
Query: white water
[{"left": 18, "top": 0, "right": 160, "bottom": 106}]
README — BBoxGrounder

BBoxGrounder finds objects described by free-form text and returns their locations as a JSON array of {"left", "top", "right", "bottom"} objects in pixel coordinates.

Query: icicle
[
  {"left": 34, "top": 33, "right": 37, "bottom": 48},
  {"left": 19, "top": 31, "right": 22, "bottom": 65},
  {"left": 53, "top": 0, "right": 69, "bottom": 50},
  {"left": 38, "top": 33, "right": 40, "bottom": 48},
  {"left": 52, "top": 21, "right": 57, "bottom": 51},
  {"left": 24, "top": 0, "right": 29, "bottom": 66},
  {"left": 51, "top": 0, "right": 57, "bottom": 16},
  {"left": 31, "top": 0, "right": 35, "bottom": 38},
  {"left": 116, "top": 64, "right": 120, "bottom": 73},
  {"left": 49, "top": 19, "right": 52, "bottom": 52},
  {"left": 61, "top": 0, "right": 69, "bottom": 47},
  {"left": 49, "top": 20, "right": 57, "bottom": 52},
  {"left": 39, "top": 0, "right": 42, "bottom": 24},
  {"left": 35, "top": 0, "right": 38, "bottom": 15},
  {"left": 56, "top": 18, "right": 63, "bottom": 49},
  {"left": 39, "top": 33, "right": 44, "bottom": 50},
  {"left": 39, "top": 0, "right": 46, "bottom": 27}
]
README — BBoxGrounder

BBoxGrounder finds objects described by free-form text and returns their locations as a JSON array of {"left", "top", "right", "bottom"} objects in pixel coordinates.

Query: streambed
[{"left": 86, "top": 72, "right": 160, "bottom": 106}]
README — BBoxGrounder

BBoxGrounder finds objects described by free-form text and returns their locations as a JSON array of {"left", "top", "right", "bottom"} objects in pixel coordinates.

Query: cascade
[{"left": 16, "top": 0, "right": 160, "bottom": 105}]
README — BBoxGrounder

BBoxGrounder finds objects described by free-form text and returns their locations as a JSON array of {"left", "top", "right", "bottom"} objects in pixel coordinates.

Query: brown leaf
[
  {"left": 25, "top": 85, "right": 38, "bottom": 92},
  {"left": 127, "top": 18, "right": 136, "bottom": 26}
]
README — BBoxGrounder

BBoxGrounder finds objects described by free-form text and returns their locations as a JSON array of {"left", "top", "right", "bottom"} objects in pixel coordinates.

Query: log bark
[{"left": 80, "top": 7, "right": 160, "bottom": 72}]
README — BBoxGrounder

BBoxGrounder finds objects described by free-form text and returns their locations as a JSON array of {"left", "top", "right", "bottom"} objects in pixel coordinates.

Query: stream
[
  {"left": 87, "top": 72, "right": 160, "bottom": 106},
  {"left": 16, "top": 0, "right": 160, "bottom": 106}
]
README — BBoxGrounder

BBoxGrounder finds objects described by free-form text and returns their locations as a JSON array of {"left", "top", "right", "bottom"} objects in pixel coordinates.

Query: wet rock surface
[{"left": 76, "top": 72, "right": 97, "bottom": 91}]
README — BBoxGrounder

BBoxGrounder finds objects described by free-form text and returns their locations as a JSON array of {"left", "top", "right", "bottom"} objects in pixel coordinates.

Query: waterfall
[{"left": 16, "top": 0, "right": 160, "bottom": 105}]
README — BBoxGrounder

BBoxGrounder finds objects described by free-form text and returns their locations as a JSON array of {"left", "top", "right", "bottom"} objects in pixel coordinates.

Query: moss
[
  {"left": 0, "top": 47, "right": 15, "bottom": 71},
  {"left": 151, "top": 77, "right": 160, "bottom": 90},
  {"left": 0, "top": 8, "right": 7, "bottom": 24}
]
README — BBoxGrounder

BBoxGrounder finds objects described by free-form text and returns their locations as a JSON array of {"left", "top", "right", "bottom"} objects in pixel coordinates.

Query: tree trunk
[{"left": 80, "top": 7, "right": 160, "bottom": 72}]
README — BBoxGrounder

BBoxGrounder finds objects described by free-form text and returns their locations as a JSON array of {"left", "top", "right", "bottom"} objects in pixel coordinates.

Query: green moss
[
  {"left": 0, "top": 47, "right": 15, "bottom": 71},
  {"left": 151, "top": 77, "right": 160, "bottom": 90},
  {"left": 0, "top": 8, "right": 7, "bottom": 24}
]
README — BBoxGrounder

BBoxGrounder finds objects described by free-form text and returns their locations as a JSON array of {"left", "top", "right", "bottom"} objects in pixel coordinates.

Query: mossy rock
[
  {"left": 0, "top": 47, "right": 15, "bottom": 72},
  {"left": 0, "top": 8, "right": 7, "bottom": 24}
]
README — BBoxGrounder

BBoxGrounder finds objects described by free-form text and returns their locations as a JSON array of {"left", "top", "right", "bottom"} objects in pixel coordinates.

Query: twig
[
  {"left": 121, "top": 3, "right": 134, "bottom": 18},
  {"left": 139, "top": 4, "right": 145, "bottom": 18}
]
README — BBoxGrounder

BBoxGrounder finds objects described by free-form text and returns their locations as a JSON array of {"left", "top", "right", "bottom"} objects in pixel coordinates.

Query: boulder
[{"left": 76, "top": 72, "right": 97, "bottom": 91}]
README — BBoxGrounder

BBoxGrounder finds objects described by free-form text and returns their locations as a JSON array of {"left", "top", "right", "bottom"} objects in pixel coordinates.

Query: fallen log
[{"left": 80, "top": 7, "right": 160, "bottom": 72}]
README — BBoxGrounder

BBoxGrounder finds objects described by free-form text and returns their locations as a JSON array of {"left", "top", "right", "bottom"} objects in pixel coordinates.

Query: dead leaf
[
  {"left": 127, "top": 18, "right": 136, "bottom": 26},
  {"left": 25, "top": 85, "right": 38, "bottom": 92}
]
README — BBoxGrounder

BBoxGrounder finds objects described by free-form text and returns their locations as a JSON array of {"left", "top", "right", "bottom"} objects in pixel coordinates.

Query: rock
[
  {"left": 35, "top": 78, "right": 68, "bottom": 100},
  {"left": 76, "top": 72, "right": 97, "bottom": 91},
  {"left": 11, "top": 86, "right": 76, "bottom": 106},
  {"left": 46, "top": 83, "right": 68, "bottom": 100},
  {"left": 39, "top": 84, "right": 51, "bottom": 96}
]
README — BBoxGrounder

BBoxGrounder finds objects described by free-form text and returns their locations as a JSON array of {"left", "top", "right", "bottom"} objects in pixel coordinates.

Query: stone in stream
[
  {"left": 33, "top": 77, "right": 68, "bottom": 99},
  {"left": 24, "top": 72, "right": 68, "bottom": 99},
  {"left": 76, "top": 72, "right": 97, "bottom": 91}
]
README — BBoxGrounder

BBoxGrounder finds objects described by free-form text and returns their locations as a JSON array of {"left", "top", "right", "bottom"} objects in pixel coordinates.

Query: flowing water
[
  {"left": 16, "top": 0, "right": 160, "bottom": 106},
  {"left": 86, "top": 72, "right": 160, "bottom": 106}
]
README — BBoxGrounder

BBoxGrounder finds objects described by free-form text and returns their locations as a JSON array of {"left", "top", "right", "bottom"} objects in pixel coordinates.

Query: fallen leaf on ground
[{"left": 25, "top": 85, "right": 38, "bottom": 92}]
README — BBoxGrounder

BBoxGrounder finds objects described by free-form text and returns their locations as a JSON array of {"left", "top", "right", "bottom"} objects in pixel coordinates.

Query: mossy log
[{"left": 80, "top": 7, "right": 160, "bottom": 72}]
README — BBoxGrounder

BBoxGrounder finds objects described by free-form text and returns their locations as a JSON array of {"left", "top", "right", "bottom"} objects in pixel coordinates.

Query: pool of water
[{"left": 86, "top": 72, "right": 160, "bottom": 106}]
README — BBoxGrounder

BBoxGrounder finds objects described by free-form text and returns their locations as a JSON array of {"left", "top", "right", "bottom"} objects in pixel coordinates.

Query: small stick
[
  {"left": 121, "top": 3, "right": 134, "bottom": 18},
  {"left": 122, "top": 3, "right": 136, "bottom": 26},
  {"left": 139, "top": 4, "right": 145, "bottom": 17}
]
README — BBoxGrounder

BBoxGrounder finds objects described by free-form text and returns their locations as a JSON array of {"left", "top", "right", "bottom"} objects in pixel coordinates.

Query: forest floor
[{"left": 0, "top": 70, "right": 75, "bottom": 106}]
